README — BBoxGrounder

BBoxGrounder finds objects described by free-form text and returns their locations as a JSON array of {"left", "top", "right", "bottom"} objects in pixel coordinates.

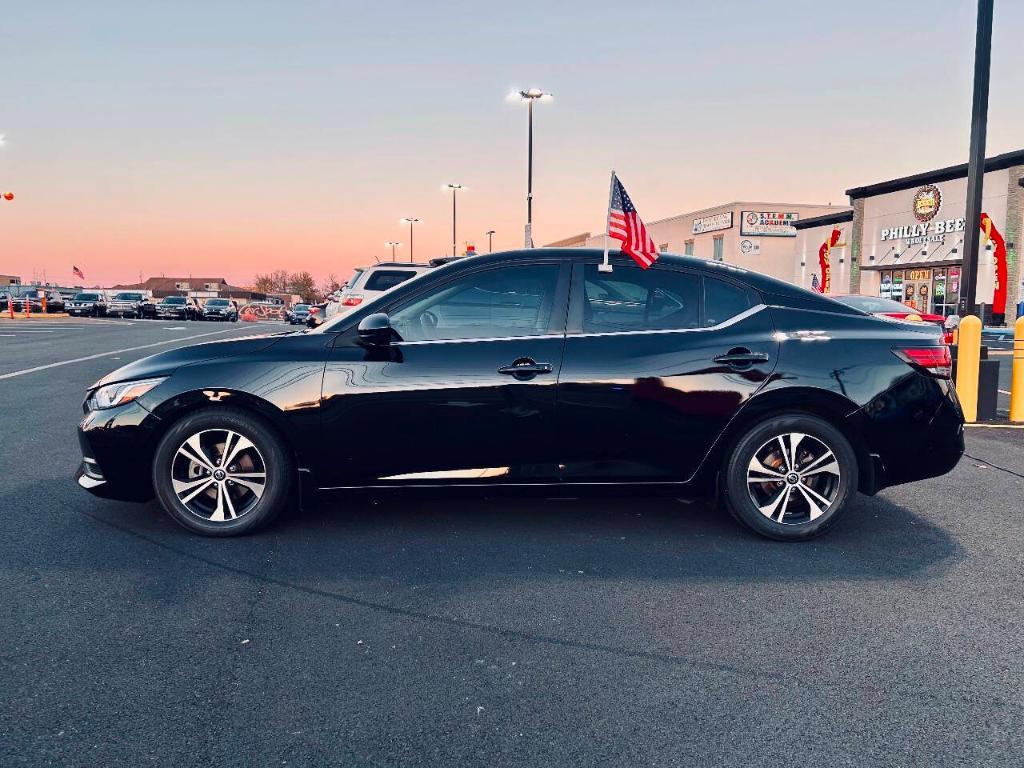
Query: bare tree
[{"left": 288, "top": 271, "right": 318, "bottom": 303}]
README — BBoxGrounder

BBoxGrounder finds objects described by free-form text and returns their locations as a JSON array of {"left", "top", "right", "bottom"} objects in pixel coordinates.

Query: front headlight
[{"left": 87, "top": 377, "right": 166, "bottom": 410}]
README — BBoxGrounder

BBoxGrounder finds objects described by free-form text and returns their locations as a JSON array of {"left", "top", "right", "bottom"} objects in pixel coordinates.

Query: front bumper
[{"left": 76, "top": 400, "right": 161, "bottom": 502}]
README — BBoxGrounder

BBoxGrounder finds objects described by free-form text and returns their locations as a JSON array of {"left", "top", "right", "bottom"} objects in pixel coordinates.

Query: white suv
[{"left": 335, "top": 262, "right": 433, "bottom": 312}]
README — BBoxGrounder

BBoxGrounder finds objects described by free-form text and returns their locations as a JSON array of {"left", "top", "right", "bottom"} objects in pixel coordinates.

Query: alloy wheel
[
  {"left": 170, "top": 429, "right": 267, "bottom": 522},
  {"left": 746, "top": 432, "right": 841, "bottom": 525}
]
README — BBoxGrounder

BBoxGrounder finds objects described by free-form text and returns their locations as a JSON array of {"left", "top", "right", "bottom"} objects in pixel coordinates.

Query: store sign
[
  {"left": 692, "top": 212, "right": 733, "bottom": 234},
  {"left": 880, "top": 217, "right": 966, "bottom": 245},
  {"left": 912, "top": 184, "right": 942, "bottom": 222},
  {"left": 740, "top": 211, "right": 799, "bottom": 237},
  {"left": 739, "top": 239, "right": 760, "bottom": 255}
]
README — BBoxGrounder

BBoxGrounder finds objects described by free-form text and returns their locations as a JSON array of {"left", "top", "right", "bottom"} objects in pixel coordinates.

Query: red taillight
[
  {"left": 341, "top": 294, "right": 363, "bottom": 307},
  {"left": 893, "top": 347, "right": 952, "bottom": 379},
  {"left": 309, "top": 307, "right": 320, "bottom": 315}
]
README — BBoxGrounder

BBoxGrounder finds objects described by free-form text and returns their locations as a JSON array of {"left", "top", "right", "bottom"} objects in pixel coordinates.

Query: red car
[{"left": 832, "top": 294, "right": 954, "bottom": 344}]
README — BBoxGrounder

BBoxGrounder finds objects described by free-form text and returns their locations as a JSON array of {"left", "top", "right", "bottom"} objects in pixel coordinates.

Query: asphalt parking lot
[{"left": 2, "top": 318, "right": 1023, "bottom": 767}]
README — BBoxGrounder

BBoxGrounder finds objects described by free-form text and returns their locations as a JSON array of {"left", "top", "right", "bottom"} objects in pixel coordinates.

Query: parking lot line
[{"left": 0, "top": 327, "right": 244, "bottom": 381}]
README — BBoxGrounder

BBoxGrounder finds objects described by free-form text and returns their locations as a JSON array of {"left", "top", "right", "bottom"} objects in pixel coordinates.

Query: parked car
[
  {"left": 202, "top": 298, "right": 239, "bottom": 322},
  {"left": 76, "top": 248, "right": 964, "bottom": 540},
  {"left": 305, "top": 302, "right": 328, "bottom": 328},
  {"left": 831, "top": 294, "right": 954, "bottom": 344},
  {"left": 155, "top": 295, "right": 201, "bottom": 321},
  {"left": 336, "top": 262, "right": 432, "bottom": 310},
  {"left": 67, "top": 291, "right": 108, "bottom": 317},
  {"left": 109, "top": 292, "right": 156, "bottom": 319},
  {"left": 287, "top": 303, "right": 311, "bottom": 325},
  {"left": 9, "top": 288, "right": 66, "bottom": 313}
]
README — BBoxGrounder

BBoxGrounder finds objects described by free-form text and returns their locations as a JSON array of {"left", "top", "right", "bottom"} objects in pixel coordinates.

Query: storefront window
[
  {"left": 684, "top": 240, "right": 694, "bottom": 256},
  {"left": 712, "top": 236, "right": 724, "bottom": 262}
]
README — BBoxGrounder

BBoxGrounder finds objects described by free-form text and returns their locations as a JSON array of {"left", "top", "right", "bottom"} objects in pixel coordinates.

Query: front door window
[{"left": 390, "top": 264, "right": 561, "bottom": 342}]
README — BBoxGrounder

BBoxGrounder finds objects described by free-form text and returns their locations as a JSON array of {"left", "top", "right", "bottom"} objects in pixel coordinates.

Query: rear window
[
  {"left": 363, "top": 270, "right": 417, "bottom": 292},
  {"left": 345, "top": 269, "right": 365, "bottom": 289},
  {"left": 74, "top": 293, "right": 99, "bottom": 301}
]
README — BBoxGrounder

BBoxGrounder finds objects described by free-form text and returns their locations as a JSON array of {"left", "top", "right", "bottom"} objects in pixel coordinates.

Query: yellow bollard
[
  {"left": 955, "top": 315, "right": 982, "bottom": 423},
  {"left": 1010, "top": 316, "right": 1024, "bottom": 423}
]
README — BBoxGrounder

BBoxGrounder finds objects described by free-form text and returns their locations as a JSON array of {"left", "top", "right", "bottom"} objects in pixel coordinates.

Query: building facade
[
  {"left": 549, "top": 201, "right": 844, "bottom": 278},
  {"left": 797, "top": 149, "right": 1024, "bottom": 322}
]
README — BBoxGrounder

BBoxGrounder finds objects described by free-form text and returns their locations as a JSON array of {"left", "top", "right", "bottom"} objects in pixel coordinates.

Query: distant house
[{"left": 109, "top": 277, "right": 267, "bottom": 302}]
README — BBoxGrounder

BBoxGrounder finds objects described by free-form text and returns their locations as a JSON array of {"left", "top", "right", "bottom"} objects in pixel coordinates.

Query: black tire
[
  {"left": 721, "top": 413, "right": 858, "bottom": 541},
  {"left": 152, "top": 408, "right": 294, "bottom": 536}
]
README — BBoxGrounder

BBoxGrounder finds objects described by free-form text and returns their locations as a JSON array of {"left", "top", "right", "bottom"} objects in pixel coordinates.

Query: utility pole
[{"left": 958, "top": 0, "right": 994, "bottom": 318}]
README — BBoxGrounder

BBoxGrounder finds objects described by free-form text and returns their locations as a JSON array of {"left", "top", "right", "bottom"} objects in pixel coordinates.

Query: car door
[
  {"left": 318, "top": 260, "right": 570, "bottom": 488},
  {"left": 557, "top": 257, "right": 778, "bottom": 483}
]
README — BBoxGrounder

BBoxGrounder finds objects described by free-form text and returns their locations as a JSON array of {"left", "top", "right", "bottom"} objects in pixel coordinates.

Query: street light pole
[
  {"left": 401, "top": 217, "right": 420, "bottom": 263},
  {"left": 515, "top": 88, "right": 551, "bottom": 248},
  {"left": 385, "top": 241, "right": 401, "bottom": 260},
  {"left": 445, "top": 184, "right": 463, "bottom": 257},
  {"left": 958, "top": 0, "right": 994, "bottom": 318},
  {"left": 486, "top": 230, "right": 495, "bottom": 253}
]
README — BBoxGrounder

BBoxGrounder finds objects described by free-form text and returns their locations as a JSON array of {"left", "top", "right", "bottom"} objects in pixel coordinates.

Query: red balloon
[{"left": 2, "top": 192, "right": 13, "bottom": 201}]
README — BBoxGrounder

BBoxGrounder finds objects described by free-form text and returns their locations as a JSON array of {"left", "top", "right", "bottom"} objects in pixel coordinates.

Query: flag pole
[{"left": 599, "top": 170, "right": 615, "bottom": 273}]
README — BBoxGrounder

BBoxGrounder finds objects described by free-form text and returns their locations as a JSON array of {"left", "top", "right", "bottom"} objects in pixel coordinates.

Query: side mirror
[{"left": 357, "top": 313, "right": 395, "bottom": 346}]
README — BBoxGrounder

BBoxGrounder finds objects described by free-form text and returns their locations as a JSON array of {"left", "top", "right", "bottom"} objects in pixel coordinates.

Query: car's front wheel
[
  {"left": 152, "top": 408, "right": 293, "bottom": 536},
  {"left": 721, "top": 414, "right": 858, "bottom": 541}
]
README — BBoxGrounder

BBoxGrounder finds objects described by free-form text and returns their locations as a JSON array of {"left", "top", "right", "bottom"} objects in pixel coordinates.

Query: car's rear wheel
[
  {"left": 152, "top": 408, "right": 293, "bottom": 536},
  {"left": 722, "top": 414, "right": 857, "bottom": 541}
]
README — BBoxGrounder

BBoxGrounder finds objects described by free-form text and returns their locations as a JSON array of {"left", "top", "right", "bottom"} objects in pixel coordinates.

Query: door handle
[
  {"left": 498, "top": 358, "right": 553, "bottom": 379},
  {"left": 713, "top": 348, "right": 769, "bottom": 367}
]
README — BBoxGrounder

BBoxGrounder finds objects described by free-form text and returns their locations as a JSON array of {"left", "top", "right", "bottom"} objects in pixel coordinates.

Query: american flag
[
  {"left": 810, "top": 273, "right": 820, "bottom": 291},
  {"left": 607, "top": 174, "right": 658, "bottom": 269},
  {"left": 72, "top": 265, "right": 85, "bottom": 279}
]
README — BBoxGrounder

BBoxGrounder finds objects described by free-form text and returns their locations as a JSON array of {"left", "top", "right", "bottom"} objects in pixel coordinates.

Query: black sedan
[
  {"left": 287, "top": 303, "right": 311, "bottom": 324},
  {"left": 201, "top": 298, "right": 239, "bottom": 322},
  {"left": 76, "top": 249, "right": 964, "bottom": 540}
]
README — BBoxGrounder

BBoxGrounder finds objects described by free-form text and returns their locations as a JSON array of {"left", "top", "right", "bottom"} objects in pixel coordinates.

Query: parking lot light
[
  {"left": 385, "top": 241, "right": 402, "bottom": 260},
  {"left": 401, "top": 217, "right": 420, "bottom": 262},
  {"left": 443, "top": 184, "right": 464, "bottom": 257}
]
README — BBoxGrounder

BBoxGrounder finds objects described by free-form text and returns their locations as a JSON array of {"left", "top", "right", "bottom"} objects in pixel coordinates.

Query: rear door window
[
  {"left": 580, "top": 264, "right": 700, "bottom": 333},
  {"left": 703, "top": 277, "right": 752, "bottom": 327},
  {"left": 363, "top": 270, "right": 418, "bottom": 292}
]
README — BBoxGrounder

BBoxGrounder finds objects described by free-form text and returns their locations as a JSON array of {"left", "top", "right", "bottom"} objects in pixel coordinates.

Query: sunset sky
[{"left": 3, "top": 0, "right": 1024, "bottom": 288}]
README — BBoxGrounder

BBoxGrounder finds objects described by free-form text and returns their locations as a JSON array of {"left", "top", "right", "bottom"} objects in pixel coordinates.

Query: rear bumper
[
  {"left": 76, "top": 401, "right": 161, "bottom": 502},
  {"left": 859, "top": 374, "right": 965, "bottom": 492}
]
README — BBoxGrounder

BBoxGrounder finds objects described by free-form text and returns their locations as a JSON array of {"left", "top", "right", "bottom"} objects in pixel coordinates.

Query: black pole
[
  {"left": 409, "top": 221, "right": 414, "bottom": 263},
  {"left": 488, "top": 232, "right": 493, "bottom": 252},
  {"left": 527, "top": 98, "right": 534, "bottom": 243},
  {"left": 452, "top": 189, "right": 457, "bottom": 257},
  {"left": 958, "top": 0, "right": 994, "bottom": 318}
]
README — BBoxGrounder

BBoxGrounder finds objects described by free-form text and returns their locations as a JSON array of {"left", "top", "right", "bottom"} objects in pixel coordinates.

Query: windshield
[
  {"left": 293, "top": 304, "right": 310, "bottom": 311},
  {"left": 73, "top": 293, "right": 99, "bottom": 301},
  {"left": 113, "top": 293, "right": 143, "bottom": 301},
  {"left": 833, "top": 295, "right": 919, "bottom": 314},
  {"left": 162, "top": 296, "right": 186, "bottom": 304},
  {"left": 206, "top": 299, "right": 229, "bottom": 306}
]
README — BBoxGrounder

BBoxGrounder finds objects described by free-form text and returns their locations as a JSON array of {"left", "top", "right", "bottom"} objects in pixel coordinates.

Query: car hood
[{"left": 91, "top": 334, "right": 284, "bottom": 388}]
